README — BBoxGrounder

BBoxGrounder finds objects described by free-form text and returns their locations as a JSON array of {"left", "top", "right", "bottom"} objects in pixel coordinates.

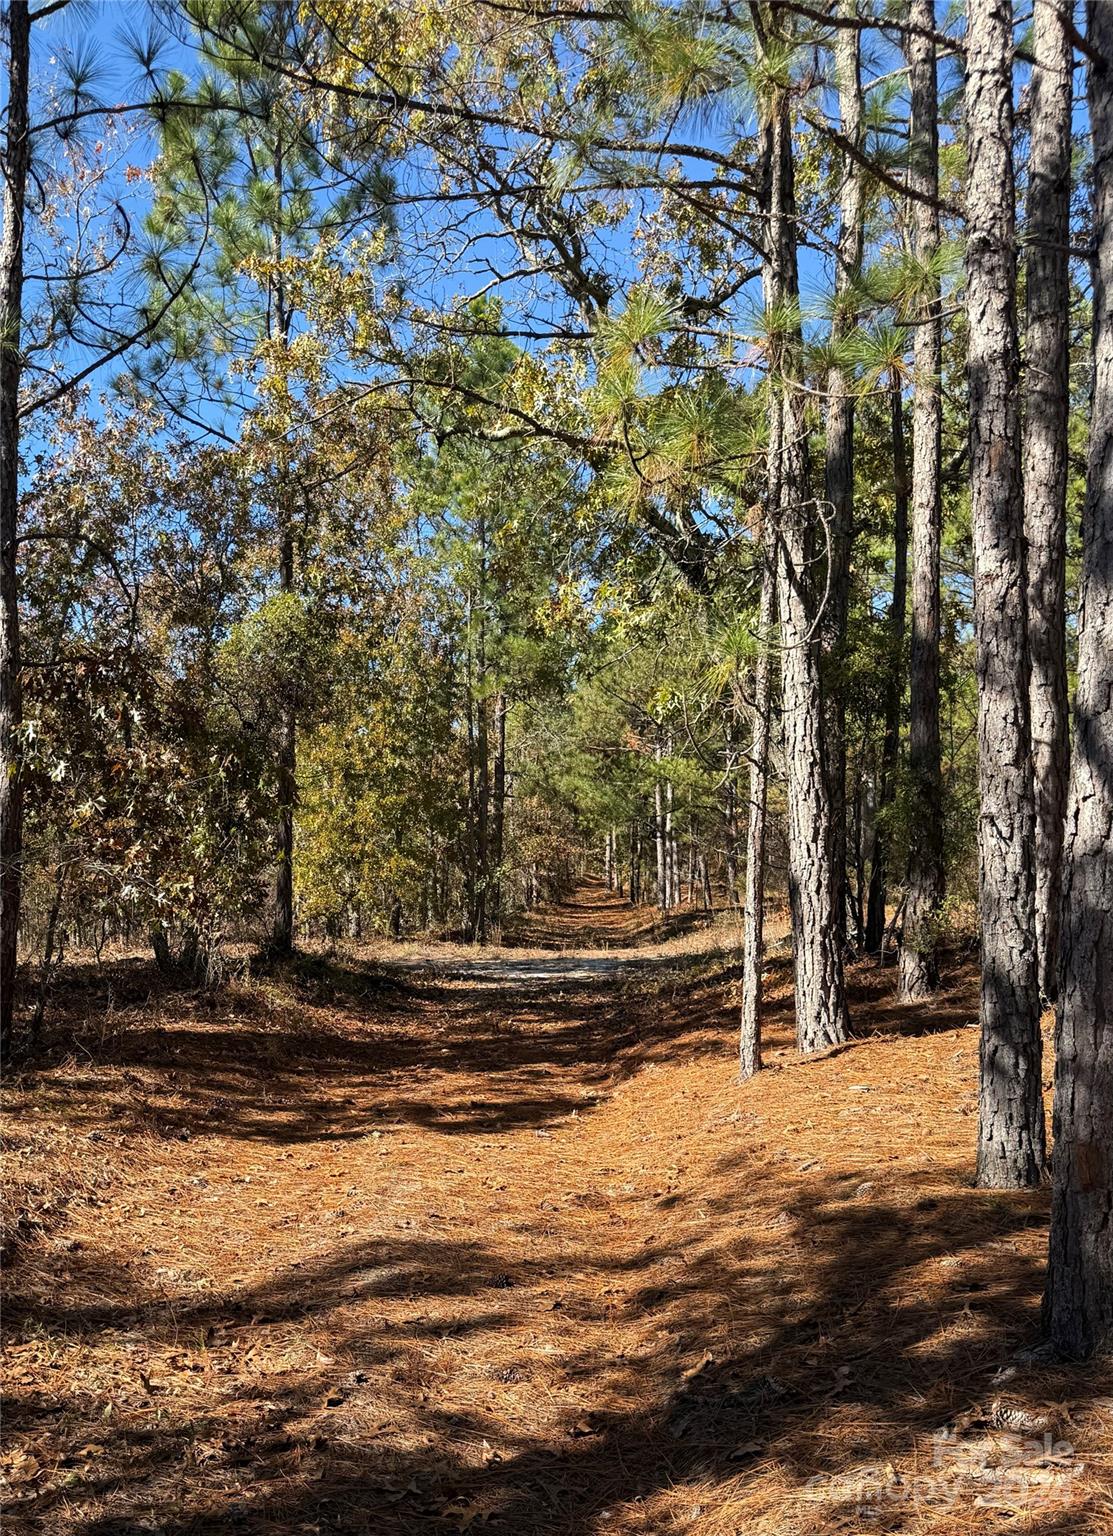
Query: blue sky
[{"left": 9, "top": 0, "right": 1087, "bottom": 472}]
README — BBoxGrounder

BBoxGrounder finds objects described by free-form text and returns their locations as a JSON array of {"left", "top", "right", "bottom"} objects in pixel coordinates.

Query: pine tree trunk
[
  {"left": 273, "top": 708, "right": 296, "bottom": 950},
  {"left": 1023, "top": 0, "right": 1072, "bottom": 1005},
  {"left": 268, "top": 141, "right": 298, "bottom": 958},
  {"left": 852, "top": 765, "right": 867, "bottom": 946},
  {"left": 463, "top": 599, "right": 478, "bottom": 933},
  {"left": 763, "top": 70, "right": 850, "bottom": 1055},
  {"left": 823, "top": 9, "right": 863, "bottom": 962},
  {"left": 0, "top": 0, "right": 30, "bottom": 1061},
  {"left": 470, "top": 529, "right": 491, "bottom": 944},
  {"left": 655, "top": 756, "right": 667, "bottom": 911},
  {"left": 739, "top": 512, "right": 777, "bottom": 1079},
  {"left": 474, "top": 688, "right": 490, "bottom": 943},
  {"left": 1044, "top": 0, "right": 1113, "bottom": 1353},
  {"left": 966, "top": 0, "right": 1045, "bottom": 1188},
  {"left": 866, "top": 370, "right": 910, "bottom": 951},
  {"left": 272, "top": 532, "right": 296, "bottom": 954},
  {"left": 666, "top": 773, "right": 677, "bottom": 908},
  {"left": 899, "top": 0, "right": 947, "bottom": 1001},
  {"left": 724, "top": 706, "right": 740, "bottom": 905},
  {"left": 490, "top": 692, "right": 507, "bottom": 930}
]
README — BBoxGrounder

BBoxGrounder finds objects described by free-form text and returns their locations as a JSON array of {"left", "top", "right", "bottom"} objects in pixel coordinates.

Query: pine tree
[
  {"left": 1023, "top": 0, "right": 1073, "bottom": 1005},
  {"left": 822, "top": 6, "right": 864, "bottom": 963},
  {"left": 755, "top": 4, "right": 849, "bottom": 1053},
  {"left": 898, "top": 0, "right": 946, "bottom": 1001},
  {"left": 1043, "top": 0, "right": 1113, "bottom": 1359},
  {"left": 0, "top": 0, "right": 31, "bottom": 1061},
  {"left": 966, "top": 0, "right": 1045, "bottom": 1188}
]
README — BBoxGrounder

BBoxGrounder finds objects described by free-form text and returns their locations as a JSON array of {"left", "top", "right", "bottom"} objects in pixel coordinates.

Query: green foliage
[{"left": 219, "top": 591, "right": 335, "bottom": 722}]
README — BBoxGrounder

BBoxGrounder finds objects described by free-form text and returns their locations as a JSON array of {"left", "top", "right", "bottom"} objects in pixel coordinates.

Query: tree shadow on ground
[
  {"left": 10, "top": 944, "right": 740, "bottom": 1148},
  {"left": 845, "top": 950, "right": 981, "bottom": 1039},
  {"left": 503, "top": 884, "right": 717, "bottom": 952},
  {"left": 6, "top": 1170, "right": 1107, "bottom": 1536},
  {"left": 755, "top": 948, "right": 981, "bottom": 1047}
]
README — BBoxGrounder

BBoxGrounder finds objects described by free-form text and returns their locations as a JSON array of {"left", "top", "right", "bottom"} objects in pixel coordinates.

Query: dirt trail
[
  {"left": 381, "top": 886, "right": 648, "bottom": 983},
  {"left": 3, "top": 888, "right": 1112, "bottom": 1534}
]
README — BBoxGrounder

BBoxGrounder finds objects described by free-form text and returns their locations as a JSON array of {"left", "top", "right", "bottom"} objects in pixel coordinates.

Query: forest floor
[{"left": 3, "top": 886, "right": 1113, "bottom": 1536}]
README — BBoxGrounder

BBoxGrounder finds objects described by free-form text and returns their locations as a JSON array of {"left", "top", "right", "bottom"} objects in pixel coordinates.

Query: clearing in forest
[{"left": 2, "top": 887, "right": 1111, "bottom": 1535}]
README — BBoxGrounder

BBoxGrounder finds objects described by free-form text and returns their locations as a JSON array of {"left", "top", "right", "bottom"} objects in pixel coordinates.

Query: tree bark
[
  {"left": 666, "top": 771, "right": 677, "bottom": 908},
  {"left": 852, "top": 757, "right": 867, "bottom": 946},
  {"left": 466, "top": 519, "right": 491, "bottom": 945},
  {"left": 739, "top": 511, "right": 777, "bottom": 1079},
  {"left": 823, "top": 7, "right": 864, "bottom": 961},
  {"left": 269, "top": 135, "right": 298, "bottom": 959},
  {"left": 1023, "top": 0, "right": 1073, "bottom": 1005},
  {"left": 1043, "top": 0, "right": 1113, "bottom": 1358},
  {"left": 473, "top": 684, "right": 490, "bottom": 942},
  {"left": 655, "top": 751, "right": 667, "bottom": 911},
  {"left": 899, "top": 0, "right": 947, "bottom": 1001},
  {"left": 760, "top": 52, "right": 850, "bottom": 1054},
  {"left": 866, "top": 369, "right": 910, "bottom": 952},
  {"left": 724, "top": 787, "right": 737, "bottom": 899},
  {"left": 272, "top": 531, "right": 296, "bottom": 954},
  {"left": 966, "top": 0, "right": 1045, "bottom": 1187},
  {"left": 490, "top": 692, "right": 507, "bottom": 929},
  {"left": 700, "top": 849, "right": 713, "bottom": 912},
  {"left": 0, "top": 0, "right": 31, "bottom": 1061}
]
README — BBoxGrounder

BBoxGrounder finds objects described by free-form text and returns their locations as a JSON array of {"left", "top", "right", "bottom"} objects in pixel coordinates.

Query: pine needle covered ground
[{"left": 3, "top": 888, "right": 1111, "bottom": 1535}]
